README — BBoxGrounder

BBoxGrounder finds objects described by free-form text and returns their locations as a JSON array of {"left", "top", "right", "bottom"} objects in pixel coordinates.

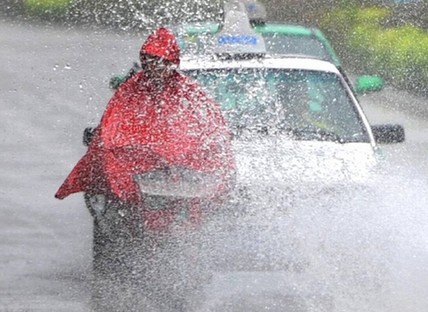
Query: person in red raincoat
[{"left": 55, "top": 27, "right": 235, "bottom": 206}]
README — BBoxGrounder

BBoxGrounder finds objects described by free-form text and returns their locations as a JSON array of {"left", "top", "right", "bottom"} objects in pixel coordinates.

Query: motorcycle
[{"left": 82, "top": 127, "right": 229, "bottom": 311}]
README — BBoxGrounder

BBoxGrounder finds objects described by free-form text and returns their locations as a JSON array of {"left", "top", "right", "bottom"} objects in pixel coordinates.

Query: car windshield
[
  {"left": 177, "top": 30, "right": 332, "bottom": 62},
  {"left": 262, "top": 34, "right": 331, "bottom": 61},
  {"left": 185, "top": 68, "right": 369, "bottom": 143}
]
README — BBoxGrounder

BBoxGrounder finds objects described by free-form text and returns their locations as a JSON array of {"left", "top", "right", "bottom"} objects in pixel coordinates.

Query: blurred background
[{"left": 1, "top": 0, "right": 427, "bottom": 95}]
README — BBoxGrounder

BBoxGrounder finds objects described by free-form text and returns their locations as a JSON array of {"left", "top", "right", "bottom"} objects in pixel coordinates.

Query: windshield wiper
[
  {"left": 290, "top": 128, "right": 345, "bottom": 143},
  {"left": 232, "top": 124, "right": 347, "bottom": 143}
]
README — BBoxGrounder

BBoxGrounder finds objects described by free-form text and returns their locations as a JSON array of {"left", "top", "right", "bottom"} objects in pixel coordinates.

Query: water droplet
[{"left": 64, "top": 64, "right": 71, "bottom": 69}]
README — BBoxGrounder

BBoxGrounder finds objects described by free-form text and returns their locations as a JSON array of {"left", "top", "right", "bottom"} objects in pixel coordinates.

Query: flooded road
[{"left": 1, "top": 19, "right": 428, "bottom": 311}]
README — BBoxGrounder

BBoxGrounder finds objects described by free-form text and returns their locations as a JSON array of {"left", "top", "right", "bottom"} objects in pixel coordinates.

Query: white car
[
  {"left": 181, "top": 56, "right": 404, "bottom": 193},
  {"left": 179, "top": 53, "right": 406, "bottom": 309},
  {"left": 183, "top": 3, "right": 405, "bottom": 215}
]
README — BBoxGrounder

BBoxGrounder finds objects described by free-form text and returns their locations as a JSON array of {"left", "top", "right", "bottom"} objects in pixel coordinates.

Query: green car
[
  {"left": 174, "top": 21, "right": 384, "bottom": 95},
  {"left": 111, "top": 20, "right": 384, "bottom": 94},
  {"left": 177, "top": 22, "right": 340, "bottom": 65}
]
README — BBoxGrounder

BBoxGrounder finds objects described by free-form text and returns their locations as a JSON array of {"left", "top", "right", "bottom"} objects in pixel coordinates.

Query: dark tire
[
  {"left": 138, "top": 233, "right": 211, "bottom": 312},
  {"left": 88, "top": 196, "right": 148, "bottom": 311},
  {"left": 86, "top": 194, "right": 209, "bottom": 311}
]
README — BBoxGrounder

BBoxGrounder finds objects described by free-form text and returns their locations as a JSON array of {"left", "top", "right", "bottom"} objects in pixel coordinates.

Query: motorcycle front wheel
[{"left": 85, "top": 193, "right": 209, "bottom": 312}]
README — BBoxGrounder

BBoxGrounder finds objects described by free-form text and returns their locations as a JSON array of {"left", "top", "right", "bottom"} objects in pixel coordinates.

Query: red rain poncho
[{"left": 55, "top": 28, "right": 234, "bottom": 204}]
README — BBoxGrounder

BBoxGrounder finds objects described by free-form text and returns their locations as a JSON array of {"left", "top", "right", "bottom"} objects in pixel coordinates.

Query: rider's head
[{"left": 139, "top": 27, "right": 180, "bottom": 82}]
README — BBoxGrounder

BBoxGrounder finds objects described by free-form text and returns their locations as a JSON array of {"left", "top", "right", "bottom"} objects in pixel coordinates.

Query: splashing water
[{"left": 197, "top": 155, "right": 428, "bottom": 312}]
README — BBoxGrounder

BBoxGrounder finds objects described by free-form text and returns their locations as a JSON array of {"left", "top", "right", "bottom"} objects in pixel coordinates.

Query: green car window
[
  {"left": 262, "top": 34, "right": 331, "bottom": 62},
  {"left": 175, "top": 23, "right": 341, "bottom": 67}
]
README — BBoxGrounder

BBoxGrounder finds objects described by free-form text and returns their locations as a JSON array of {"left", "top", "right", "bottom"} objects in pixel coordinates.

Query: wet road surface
[{"left": 1, "top": 18, "right": 428, "bottom": 311}]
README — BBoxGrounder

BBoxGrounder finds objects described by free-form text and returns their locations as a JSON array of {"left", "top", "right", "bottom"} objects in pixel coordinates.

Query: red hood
[{"left": 140, "top": 27, "right": 180, "bottom": 65}]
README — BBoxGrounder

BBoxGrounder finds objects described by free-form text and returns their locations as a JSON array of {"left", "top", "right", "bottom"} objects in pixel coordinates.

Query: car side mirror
[
  {"left": 109, "top": 75, "right": 126, "bottom": 90},
  {"left": 371, "top": 124, "right": 405, "bottom": 144},
  {"left": 355, "top": 75, "right": 385, "bottom": 94},
  {"left": 83, "top": 127, "right": 95, "bottom": 146}
]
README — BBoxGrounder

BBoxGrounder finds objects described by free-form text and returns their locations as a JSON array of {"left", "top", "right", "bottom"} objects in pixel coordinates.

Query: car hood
[
  {"left": 232, "top": 136, "right": 378, "bottom": 191},
  {"left": 206, "top": 137, "right": 380, "bottom": 272}
]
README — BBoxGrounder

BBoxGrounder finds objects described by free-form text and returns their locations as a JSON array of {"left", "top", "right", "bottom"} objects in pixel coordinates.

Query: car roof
[
  {"left": 178, "top": 21, "right": 219, "bottom": 35},
  {"left": 180, "top": 56, "right": 341, "bottom": 74},
  {"left": 177, "top": 21, "right": 317, "bottom": 37},
  {"left": 254, "top": 23, "right": 317, "bottom": 36}
]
